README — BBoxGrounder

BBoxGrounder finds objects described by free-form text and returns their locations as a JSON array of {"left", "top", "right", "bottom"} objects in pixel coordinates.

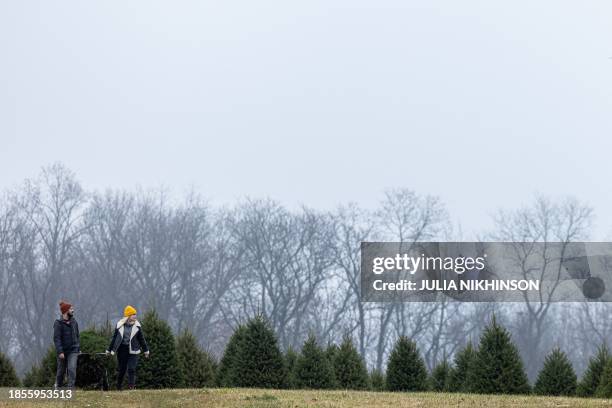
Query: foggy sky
[{"left": 2, "top": 0, "right": 611, "bottom": 239}]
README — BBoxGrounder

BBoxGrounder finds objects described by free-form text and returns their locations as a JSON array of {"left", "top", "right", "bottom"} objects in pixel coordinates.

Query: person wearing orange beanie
[
  {"left": 106, "top": 305, "right": 150, "bottom": 390},
  {"left": 53, "top": 300, "right": 80, "bottom": 389}
]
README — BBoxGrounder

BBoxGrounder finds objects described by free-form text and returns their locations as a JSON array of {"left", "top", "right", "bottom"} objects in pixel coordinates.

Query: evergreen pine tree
[
  {"left": 216, "top": 325, "right": 247, "bottom": 387},
  {"left": 137, "top": 309, "right": 184, "bottom": 389},
  {"left": 370, "top": 369, "right": 385, "bottom": 392},
  {"left": 577, "top": 344, "right": 610, "bottom": 397},
  {"left": 429, "top": 359, "right": 451, "bottom": 392},
  {"left": 533, "top": 348, "right": 577, "bottom": 396},
  {"left": 325, "top": 343, "right": 339, "bottom": 365},
  {"left": 596, "top": 358, "right": 612, "bottom": 398},
  {"left": 332, "top": 335, "right": 369, "bottom": 390},
  {"left": 76, "top": 329, "right": 117, "bottom": 389},
  {"left": 385, "top": 336, "right": 427, "bottom": 392},
  {"left": 468, "top": 316, "right": 530, "bottom": 395},
  {"left": 447, "top": 342, "right": 477, "bottom": 393},
  {"left": 34, "top": 347, "right": 57, "bottom": 387},
  {"left": 284, "top": 346, "right": 299, "bottom": 389},
  {"left": 176, "top": 329, "right": 215, "bottom": 388},
  {"left": 325, "top": 343, "right": 339, "bottom": 388},
  {"left": 295, "top": 333, "right": 335, "bottom": 389},
  {"left": 233, "top": 315, "right": 286, "bottom": 388},
  {"left": 0, "top": 351, "right": 20, "bottom": 387},
  {"left": 22, "top": 365, "right": 40, "bottom": 388}
]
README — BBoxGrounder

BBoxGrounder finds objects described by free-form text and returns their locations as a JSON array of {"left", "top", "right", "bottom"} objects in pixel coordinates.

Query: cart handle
[{"left": 77, "top": 352, "right": 111, "bottom": 356}]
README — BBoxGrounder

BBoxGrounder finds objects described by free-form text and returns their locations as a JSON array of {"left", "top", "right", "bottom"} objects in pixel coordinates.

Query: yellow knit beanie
[{"left": 123, "top": 305, "right": 137, "bottom": 317}]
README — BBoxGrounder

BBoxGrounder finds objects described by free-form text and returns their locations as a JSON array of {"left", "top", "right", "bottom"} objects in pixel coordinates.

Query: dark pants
[
  {"left": 55, "top": 352, "right": 78, "bottom": 388},
  {"left": 116, "top": 344, "right": 139, "bottom": 389}
]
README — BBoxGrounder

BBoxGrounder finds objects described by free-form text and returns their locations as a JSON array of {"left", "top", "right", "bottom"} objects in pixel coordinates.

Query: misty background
[
  {"left": 2, "top": 1, "right": 612, "bottom": 239},
  {"left": 1, "top": 0, "right": 612, "bottom": 383}
]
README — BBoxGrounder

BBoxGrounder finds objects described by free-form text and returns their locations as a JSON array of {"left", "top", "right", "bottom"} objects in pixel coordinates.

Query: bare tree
[
  {"left": 11, "top": 163, "right": 87, "bottom": 363},
  {"left": 228, "top": 199, "right": 335, "bottom": 350},
  {"left": 492, "top": 196, "right": 593, "bottom": 379},
  {"left": 0, "top": 197, "right": 22, "bottom": 354},
  {"left": 331, "top": 204, "right": 375, "bottom": 358},
  {"left": 185, "top": 207, "right": 245, "bottom": 352},
  {"left": 372, "top": 188, "right": 448, "bottom": 371},
  {"left": 79, "top": 191, "right": 136, "bottom": 322}
]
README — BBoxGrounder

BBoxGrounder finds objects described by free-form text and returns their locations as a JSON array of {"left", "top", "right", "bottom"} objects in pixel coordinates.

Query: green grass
[{"left": 1, "top": 388, "right": 611, "bottom": 408}]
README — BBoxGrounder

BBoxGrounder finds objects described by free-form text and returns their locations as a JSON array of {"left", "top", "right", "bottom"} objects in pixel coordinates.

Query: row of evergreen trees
[
  {"left": 17, "top": 310, "right": 215, "bottom": 389},
  {"left": 2, "top": 312, "right": 612, "bottom": 399},
  {"left": 382, "top": 316, "right": 612, "bottom": 398}
]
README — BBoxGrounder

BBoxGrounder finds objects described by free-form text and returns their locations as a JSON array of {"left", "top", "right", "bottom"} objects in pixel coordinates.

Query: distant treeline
[{"left": 0, "top": 163, "right": 609, "bottom": 382}]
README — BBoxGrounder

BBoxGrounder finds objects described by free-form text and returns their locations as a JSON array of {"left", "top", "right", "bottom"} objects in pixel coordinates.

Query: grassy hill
[{"left": 1, "top": 388, "right": 612, "bottom": 407}]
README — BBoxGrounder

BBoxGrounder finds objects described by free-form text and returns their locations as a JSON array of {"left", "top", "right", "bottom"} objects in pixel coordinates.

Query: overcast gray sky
[{"left": 1, "top": 1, "right": 611, "bottom": 239}]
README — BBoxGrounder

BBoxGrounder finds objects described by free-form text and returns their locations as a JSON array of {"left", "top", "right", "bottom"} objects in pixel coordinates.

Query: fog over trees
[{"left": 0, "top": 163, "right": 607, "bottom": 381}]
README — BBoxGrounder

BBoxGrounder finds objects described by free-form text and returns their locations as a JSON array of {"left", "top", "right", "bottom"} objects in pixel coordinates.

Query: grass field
[{"left": 1, "top": 388, "right": 612, "bottom": 408}]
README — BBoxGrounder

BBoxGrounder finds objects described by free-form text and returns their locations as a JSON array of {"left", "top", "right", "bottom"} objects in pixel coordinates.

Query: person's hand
[
  {"left": 144, "top": 351, "right": 150, "bottom": 359},
  {"left": 59, "top": 353, "right": 65, "bottom": 360}
]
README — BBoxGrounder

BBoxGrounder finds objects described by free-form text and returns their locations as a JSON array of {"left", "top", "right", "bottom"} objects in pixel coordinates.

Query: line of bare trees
[{"left": 0, "top": 163, "right": 609, "bottom": 381}]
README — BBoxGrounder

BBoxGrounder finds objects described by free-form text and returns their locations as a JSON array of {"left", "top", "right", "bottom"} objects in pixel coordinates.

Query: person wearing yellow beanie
[
  {"left": 124, "top": 305, "right": 137, "bottom": 318},
  {"left": 106, "top": 305, "right": 150, "bottom": 390}
]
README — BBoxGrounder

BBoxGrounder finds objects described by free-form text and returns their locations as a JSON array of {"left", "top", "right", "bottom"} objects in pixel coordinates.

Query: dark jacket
[
  {"left": 53, "top": 317, "right": 80, "bottom": 354},
  {"left": 107, "top": 318, "right": 149, "bottom": 355}
]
